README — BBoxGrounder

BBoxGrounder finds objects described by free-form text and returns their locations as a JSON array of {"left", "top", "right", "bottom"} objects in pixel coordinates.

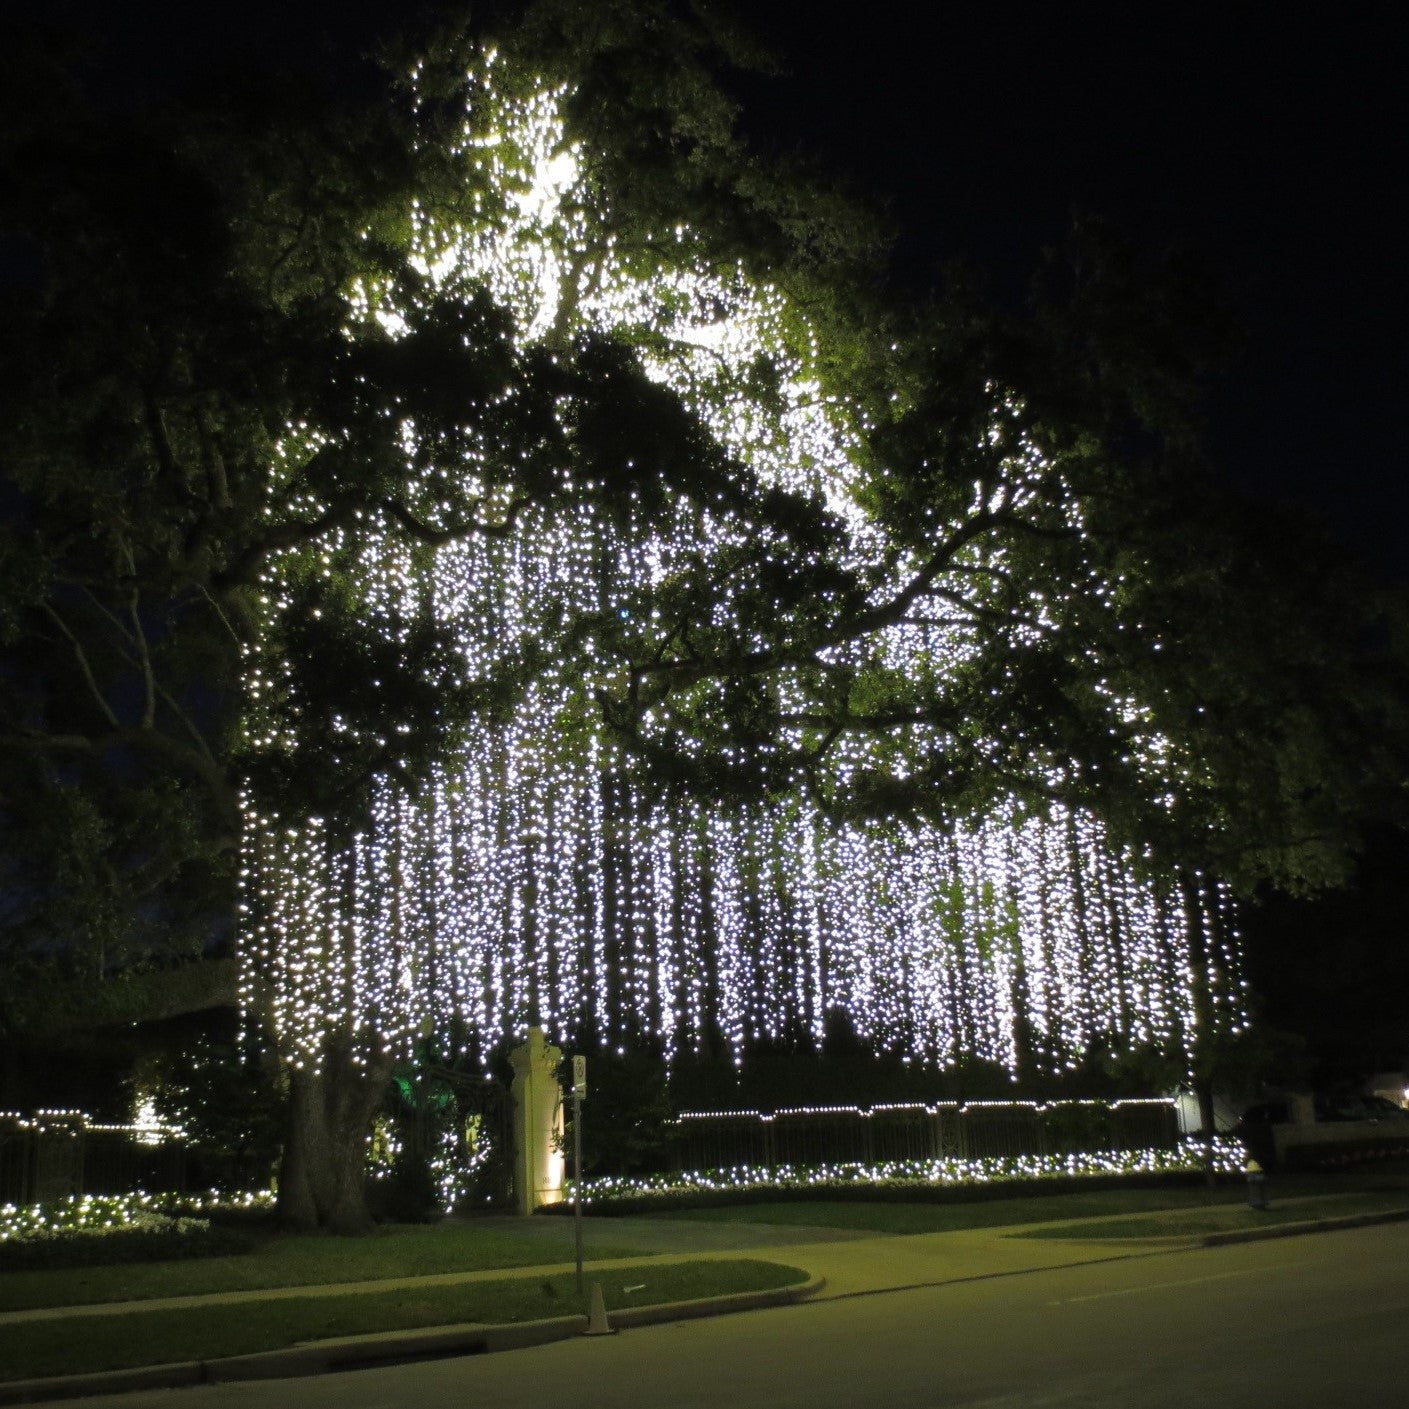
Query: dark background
[
  {"left": 11, "top": 0, "right": 1408, "bottom": 1088},
  {"left": 38, "top": 0, "right": 1404, "bottom": 581},
  {"left": 742, "top": 1, "right": 1409, "bottom": 588}
]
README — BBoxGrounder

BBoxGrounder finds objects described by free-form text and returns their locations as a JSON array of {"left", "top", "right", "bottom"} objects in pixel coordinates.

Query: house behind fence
[{"left": 0, "top": 1111, "right": 187, "bottom": 1206}]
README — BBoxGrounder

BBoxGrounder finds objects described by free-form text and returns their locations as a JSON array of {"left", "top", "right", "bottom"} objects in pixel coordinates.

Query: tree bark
[
  {"left": 1192, "top": 1074, "right": 1217, "bottom": 1137},
  {"left": 276, "top": 1037, "right": 391, "bottom": 1233}
]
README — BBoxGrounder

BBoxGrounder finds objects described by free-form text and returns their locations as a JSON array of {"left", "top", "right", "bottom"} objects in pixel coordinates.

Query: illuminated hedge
[{"left": 568, "top": 1138, "right": 1248, "bottom": 1208}]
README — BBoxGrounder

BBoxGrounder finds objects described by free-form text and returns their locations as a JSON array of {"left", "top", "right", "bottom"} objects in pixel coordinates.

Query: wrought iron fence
[
  {"left": 0, "top": 1112, "right": 187, "bottom": 1206},
  {"left": 659, "top": 1098, "right": 1180, "bottom": 1175},
  {"left": 2, "top": 1093, "right": 1179, "bottom": 1207},
  {"left": 386, "top": 1070, "right": 515, "bottom": 1211}
]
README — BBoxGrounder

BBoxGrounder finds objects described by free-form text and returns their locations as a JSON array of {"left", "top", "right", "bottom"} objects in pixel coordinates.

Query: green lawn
[
  {"left": 1012, "top": 1191, "right": 1409, "bottom": 1241},
  {"left": 641, "top": 1188, "right": 1255, "bottom": 1235},
  {"left": 0, "top": 1259, "right": 807, "bottom": 1383},
  {"left": 634, "top": 1170, "right": 1409, "bottom": 1237},
  {"left": 0, "top": 1222, "right": 645, "bottom": 1315}
]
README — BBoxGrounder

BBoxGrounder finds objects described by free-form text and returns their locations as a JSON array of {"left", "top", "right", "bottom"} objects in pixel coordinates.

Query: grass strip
[
  {"left": 642, "top": 1188, "right": 1263, "bottom": 1235},
  {"left": 1010, "top": 1191, "right": 1409, "bottom": 1241},
  {"left": 0, "top": 1224, "right": 645, "bottom": 1315},
  {"left": 635, "top": 1168, "right": 1409, "bottom": 1236},
  {"left": 0, "top": 1258, "right": 807, "bottom": 1383}
]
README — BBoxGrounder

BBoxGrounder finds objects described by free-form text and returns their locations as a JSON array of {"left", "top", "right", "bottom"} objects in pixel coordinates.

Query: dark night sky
[
  {"left": 27, "top": 0, "right": 1409, "bottom": 579},
  {"left": 741, "top": 2, "right": 1409, "bottom": 584}
]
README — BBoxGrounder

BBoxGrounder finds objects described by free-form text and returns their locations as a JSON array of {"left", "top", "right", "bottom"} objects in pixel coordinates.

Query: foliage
[
  {"left": 601, "top": 219, "right": 1409, "bottom": 891},
  {"left": 0, "top": 19, "right": 512, "bottom": 966},
  {"left": 3, "top": 0, "right": 1405, "bottom": 1226},
  {"left": 2, "top": 4, "right": 1392, "bottom": 965},
  {"left": 0, "top": 1216, "right": 253, "bottom": 1272},
  {"left": 368, "top": 1059, "right": 499, "bottom": 1221},
  {"left": 0, "top": 0, "right": 876, "bottom": 981},
  {"left": 556, "top": 1139, "right": 1248, "bottom": 1214},
  {"left": 132, "top": 1023, "right": 285, "bottom": 1192},
  {"left": 564, "top": 1042, "right": 676, "bottom": 1178}
]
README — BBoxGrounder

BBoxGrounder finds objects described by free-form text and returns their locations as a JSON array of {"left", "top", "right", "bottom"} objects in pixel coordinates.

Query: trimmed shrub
[{"left": 0, "top": 1217, "right": 255, "bottom": 1271}]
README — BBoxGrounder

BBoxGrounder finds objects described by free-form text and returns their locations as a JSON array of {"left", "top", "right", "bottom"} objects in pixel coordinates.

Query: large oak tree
[{"left": 2, "top": 2, "right": 1403, "bottom": 1226}]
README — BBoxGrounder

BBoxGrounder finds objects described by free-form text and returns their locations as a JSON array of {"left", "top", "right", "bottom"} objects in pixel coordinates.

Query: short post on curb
[{"left": 1246, "top": 1156, "right": 1269, "bottom": 1210}]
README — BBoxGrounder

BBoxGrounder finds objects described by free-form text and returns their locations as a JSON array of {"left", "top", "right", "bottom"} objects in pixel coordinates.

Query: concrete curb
[
  {"left": 0, "top": 1275, "right": 823, "bottom": 1406},
  {"left": 1201, "top": 1205, "right": 1409, "bottom": 1247},
  {"left": 607, "top": 1274, "right": 823, "bottom": 1329},
  {"left": 0, "top": 1362, "right": 205, "bottom": 1408}
]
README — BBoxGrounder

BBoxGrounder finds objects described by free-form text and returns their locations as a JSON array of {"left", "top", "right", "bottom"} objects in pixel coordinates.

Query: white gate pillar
[{"left": 509, "top": 1027, "right": 565, "bottom": 1214}]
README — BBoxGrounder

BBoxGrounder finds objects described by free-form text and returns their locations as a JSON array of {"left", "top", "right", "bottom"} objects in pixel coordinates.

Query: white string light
[{"left": 238, "top": 58, "right": 1241, "bottom": 1083}]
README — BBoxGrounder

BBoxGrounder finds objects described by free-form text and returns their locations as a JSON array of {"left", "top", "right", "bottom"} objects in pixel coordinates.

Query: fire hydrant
[{"left": 1246, "top": 1157, "right": 1269, "bottom": 1210}]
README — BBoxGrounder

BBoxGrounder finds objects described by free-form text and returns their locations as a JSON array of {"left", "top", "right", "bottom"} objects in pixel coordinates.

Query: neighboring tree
[{"left": 133, "top": 1015, "right": 286, "bottom": 1193}]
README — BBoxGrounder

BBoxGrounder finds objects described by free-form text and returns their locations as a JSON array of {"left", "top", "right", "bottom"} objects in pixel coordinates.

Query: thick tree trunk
[
  {"left": 277, "top": 1037, "right": 391, "bottom": 1233},
  {"left": 1193, "top": 1075, "right": 1218, "bottom": 1138}
]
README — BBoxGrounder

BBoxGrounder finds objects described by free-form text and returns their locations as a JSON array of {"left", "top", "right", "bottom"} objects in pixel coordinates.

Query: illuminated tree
[
  {"left": 5, "top": 6, "right": 1401, "bottom": 1231},
  {"left": 239, "top": 30, "right": 1249, "bottom": 1229}
]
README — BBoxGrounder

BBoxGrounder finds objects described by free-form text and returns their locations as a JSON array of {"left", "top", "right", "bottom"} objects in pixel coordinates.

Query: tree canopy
[{"left": 2, "top": 1, "right": 1405, "bottom": 1225}]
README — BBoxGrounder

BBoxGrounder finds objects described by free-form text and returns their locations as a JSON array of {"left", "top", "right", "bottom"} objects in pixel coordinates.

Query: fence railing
[
  {"left": 3, "top": 1096, "right": 1181, "bottom": 1206},
  {"left": 0, "top": 1112, "right": 187, "bottom": 1207},
  {"left": 658, "top": 1099, "right": 1180, "bottom": 1174}
]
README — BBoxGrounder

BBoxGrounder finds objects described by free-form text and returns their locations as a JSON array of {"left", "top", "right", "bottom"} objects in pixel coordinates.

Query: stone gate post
[{"left": 509, "top": 1027, "right": 565, "bottom": 1215}]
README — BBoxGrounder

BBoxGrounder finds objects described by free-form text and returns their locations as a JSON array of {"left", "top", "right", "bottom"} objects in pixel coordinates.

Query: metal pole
[{"left": 573, "top": 1085, "right": 584, "bottom": 1294}]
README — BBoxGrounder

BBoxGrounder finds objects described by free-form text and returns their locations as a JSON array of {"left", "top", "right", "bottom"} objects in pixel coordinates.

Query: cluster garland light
[
  {"left": 0, "top": 1110, "right": 184, "bottom": 1143},
  {"left": 239, "top": 55, "right": 1246, "bottom": 1080},
  {"left": 568, "top": 1137, "right": 1248, "bottom": 1207},
  {"left": 0, "top": 1190, "right": 274, "bottom": 1244},
  {"left": 367, "top": 1115, "right": 493, "bottom": 1210}
]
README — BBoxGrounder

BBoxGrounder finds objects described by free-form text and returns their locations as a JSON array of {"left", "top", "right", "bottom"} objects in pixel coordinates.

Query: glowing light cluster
[
  {"left": 0, "top": 1109, "right": 183, "bottom": 1142},
  {"left": 367, "top": 1115, "right": 495, "bottom": 1212},
  {"left": 239, "top": 59, "right": 1244, "bottom": 1079},
  {"left": 0, "top": 1189, "right": 273, "bottom": 1243}
]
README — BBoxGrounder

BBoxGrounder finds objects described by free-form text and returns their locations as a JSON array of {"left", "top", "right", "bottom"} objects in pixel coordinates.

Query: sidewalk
[
  {"left": 0, "top": 1220, "right": 1162, "bottom": 1328},
  {"left": 5, "top": 1197, "right": 1409, "bottom": 1404}
]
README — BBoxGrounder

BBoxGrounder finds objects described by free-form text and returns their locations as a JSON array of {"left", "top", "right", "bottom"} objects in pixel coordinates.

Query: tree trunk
[
  {"left": 277, "top": 1037, "right": 391, "bottom": 1233},
  {"left": 1193, "top": 1075, "right": 1217, "bottom": 1137}
]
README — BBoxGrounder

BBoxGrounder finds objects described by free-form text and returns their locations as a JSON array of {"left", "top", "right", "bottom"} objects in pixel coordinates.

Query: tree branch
[
  {"left": 40, "top": 604, "right": 120, "bottom": 730},
  {"left": 381, "top": 494, "right": 533, "bottom": 545}
]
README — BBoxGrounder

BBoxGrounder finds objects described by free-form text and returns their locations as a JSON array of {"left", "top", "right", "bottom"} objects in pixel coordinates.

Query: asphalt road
[{"left": 59, "top": 1222, "right": 1409, "bottom": 1408}]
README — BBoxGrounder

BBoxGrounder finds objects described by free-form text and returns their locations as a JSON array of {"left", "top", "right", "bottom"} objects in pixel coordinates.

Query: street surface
[{"left": 59, "top": 1221, "right": 1409, "bottom": 1408}]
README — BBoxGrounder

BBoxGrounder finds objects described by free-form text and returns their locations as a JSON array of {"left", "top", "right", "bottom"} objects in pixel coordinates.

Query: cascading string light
[{"left": 237, "top": 56, "right": 1244, "bottom": 1086}]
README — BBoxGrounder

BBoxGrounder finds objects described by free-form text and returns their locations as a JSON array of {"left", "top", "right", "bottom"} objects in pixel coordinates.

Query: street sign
[{"left": 572, "top": 1054, "right": 587, "bottom": 1100}]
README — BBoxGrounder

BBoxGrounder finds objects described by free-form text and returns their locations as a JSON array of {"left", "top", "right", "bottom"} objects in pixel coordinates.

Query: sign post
[{"left": 571, "top": 1055, "right": 587, "bottom": 1294}]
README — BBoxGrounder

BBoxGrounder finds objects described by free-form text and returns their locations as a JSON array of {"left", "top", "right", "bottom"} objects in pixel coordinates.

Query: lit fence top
[
  {"left": 671, "top": 1097, "right": 1178, "bottom": 1122},
  {"left": 0, "top": 1109, "right": 184, "bottom": 1140}
]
